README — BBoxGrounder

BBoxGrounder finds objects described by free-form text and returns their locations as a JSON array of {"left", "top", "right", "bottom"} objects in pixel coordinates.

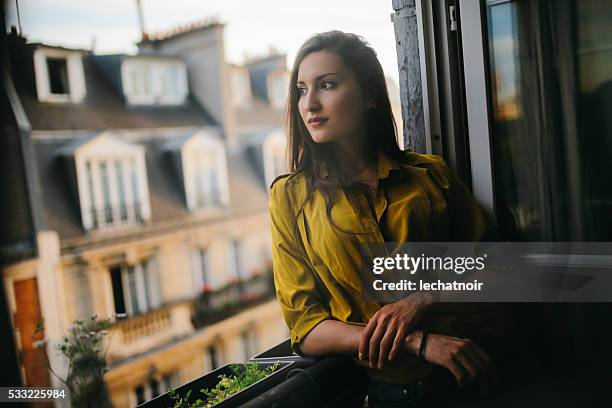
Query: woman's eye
[
  {"left": 321, "top": 81, "right": 336, "bottom": 89},
  {"left": 296, "top": 87, "right": 307, "bottom": 97}
]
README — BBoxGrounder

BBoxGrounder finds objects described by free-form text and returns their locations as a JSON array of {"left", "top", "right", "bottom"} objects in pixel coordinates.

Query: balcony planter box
[{"left": 139, "top": 360, "right": 294, "bottom": 408}]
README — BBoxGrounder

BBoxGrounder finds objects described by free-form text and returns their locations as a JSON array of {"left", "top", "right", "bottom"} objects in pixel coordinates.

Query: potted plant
[{"left": 140, "top": 360, "right": 295, "bottom": 408}]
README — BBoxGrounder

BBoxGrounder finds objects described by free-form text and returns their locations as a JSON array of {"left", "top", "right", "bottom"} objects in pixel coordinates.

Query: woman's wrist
[
  {"left": 417, "top": 291, "right": 437, "bottom": 309},
  {"left": 404, "top": 330, "right": 424, "bottom": 355},
  {"left": 400, "top": 291, "right": 436, "bottom": 312}
]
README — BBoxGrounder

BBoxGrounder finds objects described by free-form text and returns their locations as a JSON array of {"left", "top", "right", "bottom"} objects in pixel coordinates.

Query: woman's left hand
[{"left": 359, "top": 292, "right": 433, "bottom": 369}]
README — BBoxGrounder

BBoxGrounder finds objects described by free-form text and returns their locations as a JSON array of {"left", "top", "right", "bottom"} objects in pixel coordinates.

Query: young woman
[{"left": 269, "top": 31, "right": 507, "bottom": 407}]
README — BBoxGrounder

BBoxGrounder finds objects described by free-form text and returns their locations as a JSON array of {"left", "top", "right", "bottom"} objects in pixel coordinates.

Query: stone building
[{"left": 2, "top": 20, "right": 290, "bottom": 407}]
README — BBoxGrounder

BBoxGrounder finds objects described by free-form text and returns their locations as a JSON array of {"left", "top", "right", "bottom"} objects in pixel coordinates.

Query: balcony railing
[
  {"left": 90, "top": 202, "right": 142, "bottom": 229},
  {"left": 117, "top": 308, "right": 172, "bottom": 344},
  {"left": 107, "top": 302, "right": 193, "bottom": 362},
  {"left": 105, "top": 273, "right": 274, "bottom": 362},
  {"left": 192, "top": 272, "right": 275, "bottom": 328}
]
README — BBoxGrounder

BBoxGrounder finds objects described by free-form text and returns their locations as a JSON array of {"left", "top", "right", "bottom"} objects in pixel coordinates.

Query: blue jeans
[{"left": 367, "top": 379, "right": 425, "bottom": 408}]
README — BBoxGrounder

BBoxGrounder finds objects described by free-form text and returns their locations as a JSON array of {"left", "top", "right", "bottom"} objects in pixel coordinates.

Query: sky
[{"left": 5, "top": 0, "right": 401, "bottom": 83}]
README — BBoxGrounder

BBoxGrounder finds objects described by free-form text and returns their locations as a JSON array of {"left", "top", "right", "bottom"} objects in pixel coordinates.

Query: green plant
[
  {"left": 169, "top": 361, "right": 280, "bottom": 408},
  {"left": 37, "top": 316, "right": 113, "bottom": 408}
]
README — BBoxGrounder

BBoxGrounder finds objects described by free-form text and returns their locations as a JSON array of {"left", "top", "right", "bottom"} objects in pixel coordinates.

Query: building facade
[{"left": 3, "top": 21, "right": 290, "bottom": 407}]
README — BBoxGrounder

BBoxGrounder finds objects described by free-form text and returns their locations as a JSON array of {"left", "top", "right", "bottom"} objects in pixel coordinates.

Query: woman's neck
[{"left": 334, "top": 140, "right": 376, "bottom": 176}]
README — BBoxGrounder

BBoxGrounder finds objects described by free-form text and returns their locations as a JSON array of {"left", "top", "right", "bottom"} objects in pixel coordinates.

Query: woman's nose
[{"left": 305, "top": 90, "right": 321, "bottom": 111}]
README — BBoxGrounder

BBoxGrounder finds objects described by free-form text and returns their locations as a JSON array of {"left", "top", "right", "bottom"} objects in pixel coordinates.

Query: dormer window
[
  {"left": 33, "top": 46, "right": 86, "bottom": 103},
  {"left": 121, "top": 57, "right": 188, "bottom": 106},
  {"left": 84, "top": 158, "right": 143, "bottom": 228},
  {"left": 267, "top": 70, "right": 289, "bottom": 109},
  {"left": 184, "top": 139, "right": 229, "bottom": 211},
  {"left": 61, "top": 132, "right": 152, "bottom": 231},
  {"left": 229, "top": 65, "right": 252, "bottom": 107},
  {"left": 164, "top": 130, "right": 230, "bottom": 212},
  {"left": 263, "top": 130, "right": 288, "bottom": 188}
]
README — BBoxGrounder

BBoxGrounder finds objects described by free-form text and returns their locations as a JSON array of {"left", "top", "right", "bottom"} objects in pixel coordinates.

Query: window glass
[
  {"left": 130, "top": 63, "right": 150, "bottom": 97},
  {"left": 130, "top": 159, "right": 142, "bottom": 221},
  {"left": 85, "top": 160, "right": 97, "bottom": 228},
  {"left": 99, "top": 161, "right": 113, "bottom": 224},
  {"left": 114, "top": 160, "right": 128, "bottom": 221},
  {"left": 191, "top": 149, "right": 223, "bottom": 209},
  {"left": 46, "top": 57, "right": 70, "bottom": 94},
  {"left": 576, "top": 0, "right": 612, "bottom": 240},
  {"left": 270, "top": 74, "right": 288, "bottom": 107},
  {"left": 485, "top": 0, "right": 612, "bottom": 240},
  {"left": 127, "top": 266, "right": 139, "bottom": 314},
  {"left": 199, "top": 249, "right": 209, "bottom": 289}
]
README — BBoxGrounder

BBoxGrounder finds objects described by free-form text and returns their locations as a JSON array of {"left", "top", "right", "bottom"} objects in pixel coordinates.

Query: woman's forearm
[{"left": 299, "top": 319, "right": 363, "bottom": 356}]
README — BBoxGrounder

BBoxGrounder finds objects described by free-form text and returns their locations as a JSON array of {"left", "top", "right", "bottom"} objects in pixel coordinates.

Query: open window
[
  {"left": 110, "top": 258, "right": 161, "bottom": 317},
  {"left": 33, "top": 46, "right": 86, "bottom": 103}
]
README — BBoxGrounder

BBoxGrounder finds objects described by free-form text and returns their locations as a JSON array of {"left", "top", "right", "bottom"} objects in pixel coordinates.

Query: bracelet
[{"left": 418, "top": 331, "right": 429, "bottom": 359}]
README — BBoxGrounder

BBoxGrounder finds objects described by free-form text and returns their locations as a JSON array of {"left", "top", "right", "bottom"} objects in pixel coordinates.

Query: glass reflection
[{"left": 485, "top": 0, "right": 612, "bottom": 241}]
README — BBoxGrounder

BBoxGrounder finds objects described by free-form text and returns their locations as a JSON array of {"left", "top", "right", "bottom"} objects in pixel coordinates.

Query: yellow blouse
[{"left": 269, "top": 151, "right": 506, "bottom": 383}]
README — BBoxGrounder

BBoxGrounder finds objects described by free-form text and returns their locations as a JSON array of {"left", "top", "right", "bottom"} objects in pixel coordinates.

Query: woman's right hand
[{"left": 405, "top": 331, "right": 495, "bottom": 392}]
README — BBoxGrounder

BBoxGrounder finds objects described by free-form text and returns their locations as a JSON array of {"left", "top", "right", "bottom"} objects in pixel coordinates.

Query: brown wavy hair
[{"left": 284, "top": 31, "right": 406, "bottom": 225}]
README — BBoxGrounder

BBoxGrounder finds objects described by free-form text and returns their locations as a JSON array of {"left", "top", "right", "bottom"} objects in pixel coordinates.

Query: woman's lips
[{"left": 308, "top": 118, "right": 328, "bottom": 128}]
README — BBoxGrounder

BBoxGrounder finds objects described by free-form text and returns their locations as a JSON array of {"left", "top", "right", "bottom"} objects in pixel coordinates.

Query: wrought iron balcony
[{"left": 192, "top": 272, "right": 276, "bottom": 328}]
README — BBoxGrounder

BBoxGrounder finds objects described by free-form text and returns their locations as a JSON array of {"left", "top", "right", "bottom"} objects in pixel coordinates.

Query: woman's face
[{"left": 296, "top": 50, "right": 370, "bottom": 147}]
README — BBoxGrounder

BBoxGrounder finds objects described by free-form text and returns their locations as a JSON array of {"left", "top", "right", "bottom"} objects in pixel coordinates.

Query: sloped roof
[
  {"left": 13, "top": 55, "right": 215, "bottom": 131},
  {"left": 32, "top": 131, "right": 269, "bottom": 244},
  {"left": 162, "top": 127, "right": 222, "bottom": 152}
]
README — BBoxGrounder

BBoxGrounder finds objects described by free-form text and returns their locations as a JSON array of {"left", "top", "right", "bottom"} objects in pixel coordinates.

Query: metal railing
[{"left": 192, "top": 272, "right": 275, "bottom": 328}]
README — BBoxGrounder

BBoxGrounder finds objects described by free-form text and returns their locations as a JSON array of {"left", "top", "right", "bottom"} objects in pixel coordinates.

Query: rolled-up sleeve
[{"left": 269, "top": 178, "right": 332, "bottom": 354}]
